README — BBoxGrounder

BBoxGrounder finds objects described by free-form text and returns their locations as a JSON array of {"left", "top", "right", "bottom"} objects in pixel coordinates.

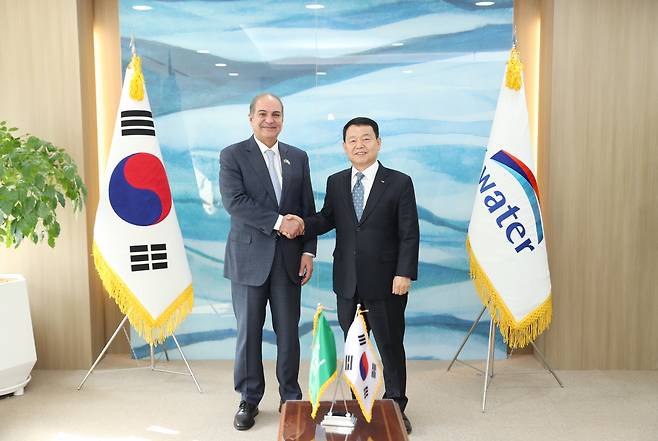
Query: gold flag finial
[
  {"left": 128, "top": 36, "right": 145, "bottom": 101},
  {"left": 505, "top": 45, "right": 523, "bottom": 91}
]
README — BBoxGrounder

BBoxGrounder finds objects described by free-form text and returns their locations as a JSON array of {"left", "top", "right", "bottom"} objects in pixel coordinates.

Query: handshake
[{"left": 279, "top": 214, "right": 305, "bottom": 239}]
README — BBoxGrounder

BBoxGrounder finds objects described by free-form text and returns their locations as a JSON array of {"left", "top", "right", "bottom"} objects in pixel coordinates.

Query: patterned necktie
[
  {"left": 352, "top": 172, "right": 365, "bottom": 221},
  {"left": 264, "top": 149, "right": 281, "bottom": 204}
]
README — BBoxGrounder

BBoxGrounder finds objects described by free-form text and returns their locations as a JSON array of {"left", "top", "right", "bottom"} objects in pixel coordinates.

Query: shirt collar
[
  {"left": 254, "top": 136, "right": 279, "bottom": 155},
  {"left": 352, "top": 161, "right": 379, "bottom": 182}
]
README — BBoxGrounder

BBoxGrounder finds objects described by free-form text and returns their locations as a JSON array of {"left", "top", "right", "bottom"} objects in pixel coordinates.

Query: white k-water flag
[
  {"left": 93, "top": 54, "right": 193, "bottom": 345},
  {"left": 467, "top": 46, "right": 552, "bottom": 348},
  {"left": 342, "top": 307, "right": 382, "bottom": 423}
]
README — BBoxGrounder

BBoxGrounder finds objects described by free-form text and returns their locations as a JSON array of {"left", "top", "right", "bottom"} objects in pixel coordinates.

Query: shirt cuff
[
  {"left": 273, "top": 215, "right": 283, "bottom": 231},
  {"left": 303, "top": 252, "right": 315, "bottom": 258}
]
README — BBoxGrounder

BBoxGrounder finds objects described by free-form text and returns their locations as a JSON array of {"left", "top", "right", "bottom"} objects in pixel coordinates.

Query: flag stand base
[
  {"left": 321, "top": 341, "right": 356, "bottom": 435},
  {"left": 76, "top": 314, "right": 203, "bottom": 393},
  {"left": 321, "top": 413, "right": 357, "bottom": 435},
  {"left": 446, "top": 304, "right": 563, "bottom": 412}
]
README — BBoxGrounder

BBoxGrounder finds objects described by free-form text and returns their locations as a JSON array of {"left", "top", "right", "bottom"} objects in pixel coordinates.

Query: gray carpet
[{"left": 1, "top": 355, "right": 657, "bottom": 441}]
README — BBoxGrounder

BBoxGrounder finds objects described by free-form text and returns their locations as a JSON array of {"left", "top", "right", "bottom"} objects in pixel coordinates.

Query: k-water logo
[{"left": 477, "top": 149, "right": 543, "bottom": 254}]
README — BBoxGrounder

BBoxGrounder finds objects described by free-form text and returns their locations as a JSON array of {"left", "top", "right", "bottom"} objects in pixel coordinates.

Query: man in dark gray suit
[{"left": 219, "top": 93, "right": 316, "bottom": 430}]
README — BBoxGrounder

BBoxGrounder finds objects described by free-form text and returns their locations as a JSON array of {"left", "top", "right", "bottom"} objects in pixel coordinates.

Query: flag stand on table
[
  {"left": 77, "top": 37, "right": 201, "bottom": 393},
  {"left": 446, "top": 43, "right": 562, "bottom": 412},
  {"left": 305, "top": 304, "right": 357, "bottom": 433},
  {"left": 317, "top": 303, "right": 384, "bottom": 434}
]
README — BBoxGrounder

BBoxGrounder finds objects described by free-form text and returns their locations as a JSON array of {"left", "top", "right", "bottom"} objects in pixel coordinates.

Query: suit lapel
[
  {"left": 244, "top": 136, "right": 278, "bottom": 206},
  {"left": 359, "top": 163, "right": 390, "bottom": 225},
  {"left": 279, "top": 142, "right": 290, "bottom": 208},
  {"left": 339, "top": 169, "right": 359, "bottom": 224}
]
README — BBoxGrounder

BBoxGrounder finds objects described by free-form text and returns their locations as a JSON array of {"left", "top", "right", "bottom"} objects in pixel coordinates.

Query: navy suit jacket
[
  {"left": 304, "top": 162, "right": 419, "bottom": 300},
  {"left": 219, "top": 136, "right": 317, "bottom": 286}
]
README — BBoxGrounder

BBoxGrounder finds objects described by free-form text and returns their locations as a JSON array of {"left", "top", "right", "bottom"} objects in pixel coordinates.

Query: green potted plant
[
  {"left": 0, "top": 120, "right": 87, "bottom": 247},
  {"left": 0, "top": 120, "right": 87, "bottom": 396}
]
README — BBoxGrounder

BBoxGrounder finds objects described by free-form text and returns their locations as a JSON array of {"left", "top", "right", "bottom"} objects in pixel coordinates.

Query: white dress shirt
[
  {"left": 351, "top": 161, "right": 380, "bottom": 206},
  {"left": 255, "top": 137, "right": 283, "bottom": 187}
]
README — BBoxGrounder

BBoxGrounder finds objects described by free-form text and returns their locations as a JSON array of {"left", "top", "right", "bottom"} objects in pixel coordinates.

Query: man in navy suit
[
  {"left": 219, "top": 93, "right": 316, "bottom": 430},
  {"left": 292, "top": 117, "right": 419, "bottom": 434}
]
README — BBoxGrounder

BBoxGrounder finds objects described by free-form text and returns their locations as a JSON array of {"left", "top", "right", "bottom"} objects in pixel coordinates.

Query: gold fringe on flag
[
  {"left": 505, "top": 46, "right": 523, "bottom": 91},
  {"left": 129, "top": 54, "right": 145, "bottom": 101},
  {"left": 310, "top": 371, "right": 337, "bottom": 419},
  {"left": 92, "top": 242, "right": 193, "bottom": 345},
  {"left": 466, "top": 238, "right": 551, "bottom": 348}
]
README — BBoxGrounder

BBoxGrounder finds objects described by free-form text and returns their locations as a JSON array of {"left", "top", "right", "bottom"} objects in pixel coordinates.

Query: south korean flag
[
  {"left": 342, "top": 305, "right": 382, "bottom": 423},
  {"left": 92, "top": 51, "right": 193, "bottom": 345}
]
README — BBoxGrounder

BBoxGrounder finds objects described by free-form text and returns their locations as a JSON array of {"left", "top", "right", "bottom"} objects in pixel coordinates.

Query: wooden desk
[{"left": 278, "top": 399, "right": 409, "bottom": 441}]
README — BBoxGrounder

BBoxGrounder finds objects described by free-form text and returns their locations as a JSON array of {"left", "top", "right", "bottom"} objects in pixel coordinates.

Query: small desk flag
[
  {"left": 467, "top": 46, "right": 552, "bottom": 348},
  {"left": 342, "top": 306, "right": 382, "bottom": 423},
  {"left": 93, "top": 53, "right": 193, "bottom": 345},
  {"left": 308, "top": 305, "right": 337, "bottom": 419}
]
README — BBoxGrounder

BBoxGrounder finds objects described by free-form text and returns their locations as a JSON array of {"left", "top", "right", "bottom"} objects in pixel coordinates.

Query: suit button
[{"left": 356, "top": 227, "right": 361, "bottom": 232}]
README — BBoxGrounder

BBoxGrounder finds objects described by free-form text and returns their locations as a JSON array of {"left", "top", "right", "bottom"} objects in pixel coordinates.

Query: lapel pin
[
  {"left": 283, "top": 158, "right": 291, "bottom": 165},
  {"left": 380, "top": 180, "right": 385, "bottom": 183}
]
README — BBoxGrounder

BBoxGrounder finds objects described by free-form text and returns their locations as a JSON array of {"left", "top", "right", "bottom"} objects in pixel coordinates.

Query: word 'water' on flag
[
  {"left": 308, "top": 305, "right": 337, "bottom": 419},
  {"left": 342, "top": 306, "right": 382, "bottom": 423},
  {"left": 467, "top": 46, "right": 552, "bottom": 348},
  {"left": 92, "top": 52, "right": 193, "bottom": 345}
]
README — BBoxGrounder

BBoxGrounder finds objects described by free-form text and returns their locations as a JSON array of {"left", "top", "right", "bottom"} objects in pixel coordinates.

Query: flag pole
[
  {"left": 327, "top": 303, "right": 361, "bottom": 417},
  {"left": 481, "top": 317, "right": 496, "bottom": 412},
  {"left": 530, "top": 341, "right": 563, "bottom": 387},
  {"left": 77, "top": 314, "right": 130, "bottom": 390},
  {"left": 446, "top": 305, "right": 563, "bottom": 412},
  {"left": 77, "top": 314, "right": 203, "bottom": 393},
  {"left": 320, "top": 306, "right": 357, "bottom": 431},
  {"left": 446, "top": 303, "right": 488, "bottom": 372}
]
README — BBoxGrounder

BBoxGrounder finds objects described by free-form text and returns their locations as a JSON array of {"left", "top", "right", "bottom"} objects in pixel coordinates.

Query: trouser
[{"left": 231, "top": 241, "right": 302, "bottom": 405}]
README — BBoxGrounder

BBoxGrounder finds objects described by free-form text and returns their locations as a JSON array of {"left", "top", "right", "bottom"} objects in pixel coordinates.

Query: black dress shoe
[
  {"left": 401, "top": 413, "right": 412, "bottom": 434},
  {"left": 278, "top": 400, "right": 285, "bottom": 413},
  {"left": 234, "top": 400, "right": 258, "bottom": 431}
]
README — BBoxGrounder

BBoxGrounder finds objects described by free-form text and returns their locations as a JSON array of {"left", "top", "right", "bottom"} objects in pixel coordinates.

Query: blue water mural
[{"left": 119, "top": 0, "right": 512, "bottom": 360}]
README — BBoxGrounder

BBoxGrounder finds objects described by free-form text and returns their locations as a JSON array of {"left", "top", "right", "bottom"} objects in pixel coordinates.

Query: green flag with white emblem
[{"left": 308, "top": 305, "right": 337, "bottom": 418}]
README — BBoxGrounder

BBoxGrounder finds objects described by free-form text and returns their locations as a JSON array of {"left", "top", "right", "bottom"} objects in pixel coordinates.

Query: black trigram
[
  {"left": 371, "top": 363, "right": 377, "bottom": 379},
  {"left": 358, "top": 333, "right": 367, "bottom": 346},
  {"left": 363, "top": 385, "right": 369, "bottom": 399},
  {"left": 344, "top": 355, "right": 353, "bottom": 371},
  {"left": 121, "top": 110, "right": 155, "bottom": 137},
  {"left": 130, "top": 243, "right": 168, "bottom": 271}
]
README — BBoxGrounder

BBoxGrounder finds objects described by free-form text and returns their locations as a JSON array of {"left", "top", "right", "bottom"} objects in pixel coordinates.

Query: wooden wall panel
[
  {"left": 514, "top": 0, "right": 542, "bottom": 159},
  {"left": 91, "top": 0, "right": 129, "bottom": 354},
  {"left": 76, "top": 0, "right": 106, "bottom": 362},
  {"left": 536, "top": 0, "right": 658, "bottom": 369},
  {"left": 513, "top": 0, "right": 542, "bottom": 356},
  {"left": 0, "top": 0, "right": 93, "bottom": 369}
]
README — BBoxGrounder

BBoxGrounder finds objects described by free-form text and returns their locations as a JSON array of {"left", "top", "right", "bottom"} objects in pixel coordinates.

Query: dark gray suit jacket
[{"left": 219, "top": 136, "right": 317, "bottom": 286}]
